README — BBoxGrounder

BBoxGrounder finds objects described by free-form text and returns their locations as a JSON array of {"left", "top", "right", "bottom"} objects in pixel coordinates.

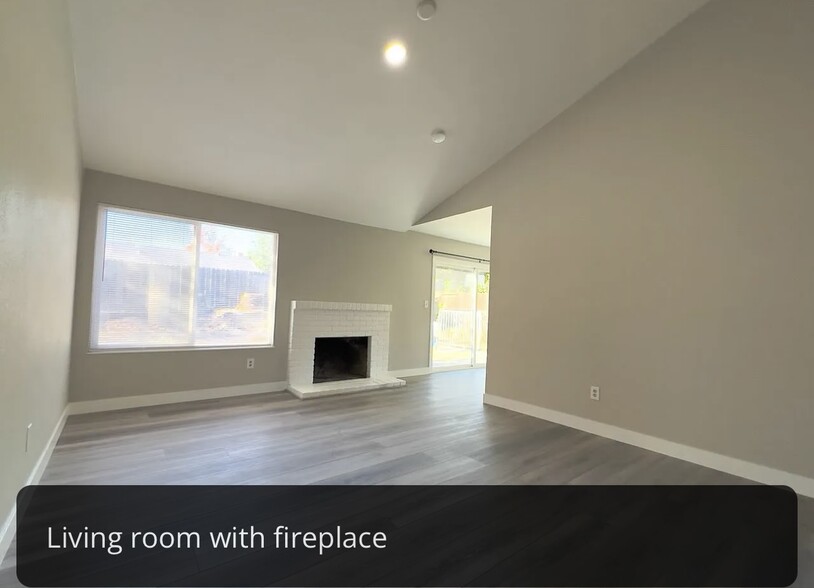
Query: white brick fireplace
[{"left": 287, "top": 301, "right": 406, "bottom": 398}]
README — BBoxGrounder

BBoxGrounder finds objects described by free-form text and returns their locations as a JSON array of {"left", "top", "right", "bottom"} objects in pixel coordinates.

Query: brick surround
[{"left": 287, "top": 301, "right": 405, "bottom": 398}]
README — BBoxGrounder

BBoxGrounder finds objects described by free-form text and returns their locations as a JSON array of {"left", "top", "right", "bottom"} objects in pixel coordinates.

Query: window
[{"left": 91, "top": 206, "right": 278, "bottom": 350}]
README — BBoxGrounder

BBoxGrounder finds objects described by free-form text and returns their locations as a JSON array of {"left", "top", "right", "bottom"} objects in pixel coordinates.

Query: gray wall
[
  {"left": 70, "top": 171, "right": 489, "bottom": 401},
  {"left": 431, "top": 0, "right": 814, "bottom": 478},
  {"left": 0, "top": 0, "right": 82, "bottom": 527}
]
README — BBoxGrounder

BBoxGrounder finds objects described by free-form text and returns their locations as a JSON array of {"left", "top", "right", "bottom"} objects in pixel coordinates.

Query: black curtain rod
[{"left": 429, "top": 249, "right": 490, "bottom": 264}]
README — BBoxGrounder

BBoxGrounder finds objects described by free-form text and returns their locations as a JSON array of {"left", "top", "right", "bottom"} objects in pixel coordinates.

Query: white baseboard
[
  {"left": 0, "top": 404, "right": 70, "bottom": 565},
  {"left": 389, "top": 365, "right": 484, "bottom": 378},
  {"left": 484, "top": 393, "right": 814, "bottom": 499},
  {"left": 68, "top": 381, "right": 289, "bottom": 415}
]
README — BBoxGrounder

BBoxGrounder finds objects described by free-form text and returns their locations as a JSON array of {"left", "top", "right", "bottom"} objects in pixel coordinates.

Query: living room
[{"left": 1, "top": 1, "right": 812, "bottom": 586}]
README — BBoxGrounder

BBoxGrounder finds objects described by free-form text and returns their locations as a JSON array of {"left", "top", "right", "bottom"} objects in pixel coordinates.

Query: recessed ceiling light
[
  {"left": 417, "top": 0, "right": 437, "bottom": 21},
  {"left": 431, "top": 129, "right": 447, "bottom": 144},
  {"left": 383, "top": 41, "right": 407, "bottom": 68}
]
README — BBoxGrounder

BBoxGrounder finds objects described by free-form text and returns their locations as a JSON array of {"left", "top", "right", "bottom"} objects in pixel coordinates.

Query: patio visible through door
[{"left": 431, "top": 257, "right": 489, "bottom": 368}]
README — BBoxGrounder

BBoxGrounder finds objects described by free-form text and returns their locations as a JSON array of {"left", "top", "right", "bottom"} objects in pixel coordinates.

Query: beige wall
[
  {"left": 435, "top": 0, "right": 814, "bottom": 478},
  {"left": 69, "top": 171, "right": 489, "bottom": 402},
  {"left": 0, "top": 0, "right": 82, "bottom": 529}
]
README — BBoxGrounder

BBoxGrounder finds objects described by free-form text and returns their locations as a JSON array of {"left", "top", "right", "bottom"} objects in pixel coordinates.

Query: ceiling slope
[
  {"left": 411, "top": 206, "right": 492, "bottom": 247},
  {"left": 69, "top": 0, "right": 706, "bottom": 231}
]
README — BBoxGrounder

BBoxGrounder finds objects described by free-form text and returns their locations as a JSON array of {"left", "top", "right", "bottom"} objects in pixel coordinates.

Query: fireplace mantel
[{"left": 291, "top": 301, "right": 392, "bottom": 312}]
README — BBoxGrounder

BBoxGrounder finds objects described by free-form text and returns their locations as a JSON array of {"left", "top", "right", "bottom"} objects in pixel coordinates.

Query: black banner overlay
[{"left": 16, "top": 485, "right": 796, "bottom": 587}]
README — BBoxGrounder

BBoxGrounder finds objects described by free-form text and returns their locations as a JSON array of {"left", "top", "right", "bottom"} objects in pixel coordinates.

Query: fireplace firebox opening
[{"left": 312, "top": 336, "right": 371, "bottom": 384}]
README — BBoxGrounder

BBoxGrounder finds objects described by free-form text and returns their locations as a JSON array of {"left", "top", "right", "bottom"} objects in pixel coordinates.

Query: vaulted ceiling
[
  {"left": 68, "top": 0, "right": 705, "bottom": 232},
  {"left": 412, "top": 207, "right": 492, "bottom": 247}
]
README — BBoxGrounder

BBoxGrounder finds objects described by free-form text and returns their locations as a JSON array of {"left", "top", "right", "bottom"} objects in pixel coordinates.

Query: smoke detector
[
  {"left": 417, "top": 0, "right": 437, "bottom": 21},
  {"left": 431, "top": 129, "right": 447, "bottom": 144}
]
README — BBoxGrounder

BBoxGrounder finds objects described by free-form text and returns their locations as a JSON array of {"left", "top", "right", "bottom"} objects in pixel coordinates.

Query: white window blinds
[{"left": 91, "top": 206, "right": 278, "bottom": 350}]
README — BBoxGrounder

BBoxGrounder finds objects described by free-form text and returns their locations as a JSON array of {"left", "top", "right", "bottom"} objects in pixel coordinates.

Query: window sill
[{"left": 87, "top": 345, "right": 274, "bottom": 355}]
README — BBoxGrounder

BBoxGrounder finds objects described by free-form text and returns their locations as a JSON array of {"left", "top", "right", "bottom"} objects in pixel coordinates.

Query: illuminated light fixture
[
  {"left": 431, "top": 129, "right": 447, "bottom": 144},
  {"left": 383, "top": 40, "right": 407, "bottom": 68}
]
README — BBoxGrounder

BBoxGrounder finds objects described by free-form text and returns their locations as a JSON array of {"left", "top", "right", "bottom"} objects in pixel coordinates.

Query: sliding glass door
[
  {"left": 431, "top": 257, "right": 490, "bottom": 368},
  {"left": 475, "top": 269, "right": 489, "bottom": 365}
]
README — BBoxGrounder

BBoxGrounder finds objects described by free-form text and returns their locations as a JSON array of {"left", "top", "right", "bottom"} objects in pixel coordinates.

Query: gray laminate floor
[{"left": 1, "top": 369, "right": 812, "bottom": 586}]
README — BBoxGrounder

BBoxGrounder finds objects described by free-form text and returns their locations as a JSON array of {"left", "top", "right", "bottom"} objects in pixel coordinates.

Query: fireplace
[
  {"left": 313, "top": 336, "right": 370, "bottom": 383},
  {"left": 287, "top": 301, "right": 406, "bottom": 398}
]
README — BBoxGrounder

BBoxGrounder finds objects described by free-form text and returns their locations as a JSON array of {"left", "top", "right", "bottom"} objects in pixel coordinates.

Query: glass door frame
[{"left": 430, "top": 255, "right": 490, "bottom": 369}]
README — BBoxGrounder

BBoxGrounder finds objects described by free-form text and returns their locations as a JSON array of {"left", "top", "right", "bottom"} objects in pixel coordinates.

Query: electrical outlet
[
  {"left": 590, "top": 386, "right": 600, "bottom": 401},
  {"left": 246, "top": 358, "right": 255, "bottom": 369},
  {"left": 26, "top": 423, "right": 32, "bottom": 453}
]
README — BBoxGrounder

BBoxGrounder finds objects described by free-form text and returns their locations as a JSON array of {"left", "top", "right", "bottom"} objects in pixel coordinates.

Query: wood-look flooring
[{"left": 2, "top": 369, "right": 812, "bottom": 586}]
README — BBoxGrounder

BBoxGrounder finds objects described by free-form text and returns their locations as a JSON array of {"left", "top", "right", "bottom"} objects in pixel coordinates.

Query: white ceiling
[
  {"left": 68, "top": 0, "right": 705, "bottom": 232},
  {"left": 412, "top": 206, "right": 492, "bottom": 247}
]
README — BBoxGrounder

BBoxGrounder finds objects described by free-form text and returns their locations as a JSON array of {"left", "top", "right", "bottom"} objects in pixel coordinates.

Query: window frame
[{"left": 89, "top": 204, "right": 279, "bottom": 353}]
